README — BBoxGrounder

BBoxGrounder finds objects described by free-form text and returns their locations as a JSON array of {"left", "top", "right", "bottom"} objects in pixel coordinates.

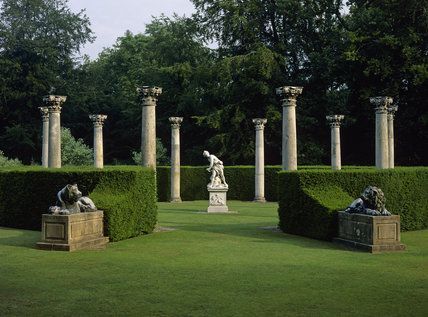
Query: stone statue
[
  {"left": 345, "top": 186, "right": 391, "bottom": 216},
  {"left": 49, "top": 184, "right": 97, "bottom": 215},
  {"left": 203, "top": 150, "right": 228, "bottom": 188}
]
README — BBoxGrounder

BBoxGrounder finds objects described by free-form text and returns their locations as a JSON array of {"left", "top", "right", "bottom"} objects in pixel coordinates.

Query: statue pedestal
[
  {"left": 207, "top": 186, "right": 229, "bottom": 213},
  {"left": 36, "top": 211, "right": 109, "bottom": 251},
  {"left": 333, "top": 211, "right": 406, "bottom": 253}
]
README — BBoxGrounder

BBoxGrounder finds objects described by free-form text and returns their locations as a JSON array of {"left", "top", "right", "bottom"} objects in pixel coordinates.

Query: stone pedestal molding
[
  {"left": 387, "top": 105, "right": 398, "bottom": 169},
  {"left": 39, "top": 107, "right": 50, "bottom": 168},
  {"left": 370, "top": 96, "right": 393, "bottom": 169},
  {"left": 276, "top": 86, "right": 303, "bottom": 171},
  {"left": 89, "top": 114, "right": 108, "bottom": 169},
  {"left": 207, "top": 186, "right": 229, "bottom": 213},
  {"left": 169, "top": 117, "right": 183, "bottom": 202},
  {"left": 137, "top": 86, "right": 162, "bottom": 168},
  {"left": 252, "top": 118, "right": 267, "bottom": 202},
  {"left": 37, "top": 211, "right": 109, "bottom": 251},
  {"left": 333, "top": 211, "right": 405, "bottom": 253},
  {"left": 44, "top": 95, "right": 67, "bottom": 168},
  {"left": 326, "top": 115, "right": 345, "bottom": 171}
]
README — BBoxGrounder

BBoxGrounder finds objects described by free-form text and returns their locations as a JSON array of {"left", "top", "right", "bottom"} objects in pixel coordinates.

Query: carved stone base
[
  {"left": 36, "top": 211, "right": 109, "bottom": 251},
  {"left": 334, "top": 211, "right": 406, "bottom": 253},
  {"left": 207, "top": 186, "right": 229, "bottom": 213}
]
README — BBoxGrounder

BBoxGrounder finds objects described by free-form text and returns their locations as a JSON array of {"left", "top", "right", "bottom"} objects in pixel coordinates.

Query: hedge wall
[
  {"left": 157, "top": 166, "right": 281, "bottom": 201},
  {"left": 0, "top": 166, "right": 157, "bottom": 241},
  {"left": 278, "top": 167, "right": 428, "bottom": 240}
]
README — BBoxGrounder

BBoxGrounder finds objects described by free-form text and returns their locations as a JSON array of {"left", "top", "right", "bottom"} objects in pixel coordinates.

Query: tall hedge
[
  {"left": 0, "top": 166, "right": 157, "bottom": 241},
  {"left": 157, "top": 166, "right": 281, "bottom": 201},
  {"left": 277, "top": 167, "right": 428, "bottom": 240}
]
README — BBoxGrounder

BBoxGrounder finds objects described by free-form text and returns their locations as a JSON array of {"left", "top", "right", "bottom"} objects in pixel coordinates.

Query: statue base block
[
  {"left": 333, "top": 211, "right": 406, "bottom": 253},
  {"left": 36, "top": 211, "right": 109, "bottom": 251},
  {"left": 207, "top": 186, "right": 229, "bottom": 213}
]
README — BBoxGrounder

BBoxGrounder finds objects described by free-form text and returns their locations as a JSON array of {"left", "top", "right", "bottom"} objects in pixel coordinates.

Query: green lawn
[{"left": 1, "top": 201, "right": 427, "bottom": 317}]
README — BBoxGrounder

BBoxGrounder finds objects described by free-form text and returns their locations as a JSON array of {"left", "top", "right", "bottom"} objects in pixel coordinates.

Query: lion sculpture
[
  {"left": 49, "top": 184, "right": 97, "bottom": 215},
  {"left": 345, "top": 186, "right": 391, "bottom": 216}
]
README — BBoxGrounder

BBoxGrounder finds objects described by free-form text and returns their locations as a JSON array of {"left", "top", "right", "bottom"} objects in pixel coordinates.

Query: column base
[
  {"left": 170, "top": 198, "right": 182, "bottom": 203},
  {"left": 253, "top": 197, "right": 266, "bottom": 203}
]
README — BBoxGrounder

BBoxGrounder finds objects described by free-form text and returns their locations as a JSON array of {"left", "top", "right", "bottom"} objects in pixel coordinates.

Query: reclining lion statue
[
  {"left": 345, "top": 186, "right": 391, "bottom": 216},
  {"left": 49, "top": 184, "right": 97, "bottom": 215}
]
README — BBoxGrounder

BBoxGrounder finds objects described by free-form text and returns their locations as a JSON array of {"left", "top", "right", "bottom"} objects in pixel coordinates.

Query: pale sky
[{"left": 68, "top": 0, "right": 196, "bottom": 59}]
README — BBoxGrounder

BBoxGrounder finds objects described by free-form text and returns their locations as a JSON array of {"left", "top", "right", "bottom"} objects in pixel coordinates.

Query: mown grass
[{"left": 1, "top": 201, "right": 427, "bottom": 317}]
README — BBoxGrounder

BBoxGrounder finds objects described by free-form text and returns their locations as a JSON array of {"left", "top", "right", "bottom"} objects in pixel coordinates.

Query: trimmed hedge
[
  {"left": 157, "top": 166, "right": 281, "bottom": 201},
  {"left": 278, "top": 167, "right": 428, "bottom": 240},
  {"left": 0, "top": 166, "right": 157, "bottom": 241}
]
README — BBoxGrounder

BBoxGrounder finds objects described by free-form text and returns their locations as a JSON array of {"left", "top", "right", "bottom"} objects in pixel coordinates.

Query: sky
[{"left": 68, "top": 0, "right": 196, "bottom": 59}]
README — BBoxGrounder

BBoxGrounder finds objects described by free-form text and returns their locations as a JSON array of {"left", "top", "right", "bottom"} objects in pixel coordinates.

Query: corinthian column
[
  {"left": 326, "top": 115, "right": 345, "bottom": 171},
  {"left": 276, "top": 86, "right": 303, "bottom": 170},
  {"left": 387, "top": 105, "right": 398, "bottom": 168},
  {"left": 253, "top": 118, "right": 267, "bottom": 202},
  {"left": 89, "top": 114, "right": 108, "bottom": 169},
  {"left": 39, "top": 107, "right": 49, "bottom": 168},
  {"left": 137, "top": 86, "right": 162, "bottom": 168},
  {"left": 44, "top": 95, "right": 66, "bottom": 168},
  {"left": 370, "top": 96, "right": 393, "bottom": 169},
  {"left": 169, "top": 117, "right": 183, "bottom": 202}
]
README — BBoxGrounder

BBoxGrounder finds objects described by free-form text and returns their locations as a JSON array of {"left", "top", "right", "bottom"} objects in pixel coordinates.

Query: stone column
[
  {"left": 39, "top": 107, "right": 50, "bottom": 168},
  {"left": 387, "top": 105, "right": 398, "bottom": 169},
  {"left": 252, "top": 118, "right": 267, "bottom": 202},
  {"left": 44, "top": 95, "right": 66, "bottom": 168},
  {"left": 326, "top": 115, "right": 345, "bottom": 171},
  {"left": 370, "top": 96, "right": 393, "bottom": 169},
  {"left": 169, "top": 117, "right": 183, "bottom": 203},
  {"left": 89, "top": 114, "right": 108, "bottom": 169},
  {"left": 137, "top": 86, "right": 162, "bottom": 168},
  {"left": 276, "top": 86, "right": 303, "bottom": 171}
]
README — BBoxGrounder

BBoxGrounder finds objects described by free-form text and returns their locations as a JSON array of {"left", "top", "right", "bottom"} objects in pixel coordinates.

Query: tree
[
  {"left": 0, "top": 0, "right": 94, "bottom": 163},
  {"left": 61, "top": 127, "right": 92, "bottom": 166}
]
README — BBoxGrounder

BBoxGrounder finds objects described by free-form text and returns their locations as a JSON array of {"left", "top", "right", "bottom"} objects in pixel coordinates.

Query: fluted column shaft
[
  {"left": 371, "top": 97, "right": 393, "bottom": 169},
  {"left": 169, "top": 117, "right": 183, "bottom": 202},
  {"left": 45, "top": 95, "right": 66, "bottom": 168},
  {"left": 39, "top": 107, "right": 49, "bottom": 168},
  {"left": 138, "top": 86, "right": 162, "bottom": 168},
  {"left": 253, "top": 118, "right": 267, "bottom": 202},
  {"left": 326, "top": 115, "right": 344, "bottom": 171},
  {"left": 90, "top": 115, "right": 107, "bottom": 169},
  {"left": 276, "top": 86, "right": 303, "bottom": 171}
]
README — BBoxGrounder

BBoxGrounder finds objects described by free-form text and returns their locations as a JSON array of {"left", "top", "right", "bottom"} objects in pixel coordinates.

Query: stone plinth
[
  {"left": 37, "top": 211, "right": 109, "bottom": 251},
  {"left": 334, "top": 211, "right": 406, "bottom": 253},
  {"left": 207, "top": 186, "right": 229, "bottom": 213}
]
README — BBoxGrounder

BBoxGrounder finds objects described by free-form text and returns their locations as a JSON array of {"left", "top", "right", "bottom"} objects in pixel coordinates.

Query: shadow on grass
[
  {"left": 0, "top": 227, "right": 39, "bottom": 249},
  {"left": 162, "top": 221, "right": 340, "bottom": 251}
]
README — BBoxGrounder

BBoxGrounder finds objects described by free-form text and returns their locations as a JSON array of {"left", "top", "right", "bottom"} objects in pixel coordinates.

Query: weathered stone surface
[
  {"left": 89, "top": 114, "right": 107, "bottom": 169},
  {"left": 371, "top": 96, "right": 393, "bottom": 169},
  {"left": 37, "top": 211, "right": 108, "bottom": 251},
  {"left": 207, "top": 187, "right": 229, "bottom": 213},
  {"left": 39, "top": 107, "right": 49, "bottom": 168},
  {"left": 169, "top": 117, "right": 183, "bottom": 203},
  {"left": 334, "top": 211, "right": 406, "bottom": 253},
  {"left": 276, "top": 86, "right": 303, "bottom": 171},
  {"left": 138, "top": 86, "right": 162, "bottom": 168},
  {"left": 44, "top": 95, "right": 67, "bottom": 168},
  {"left": 326, "top": 115, "right": 344, "bottom": 171},
  {"left": 253, "top": 118, "right": 267, "bottom": 202},
  {"left": 387, "top": 105, "right": 398, "bottom": 169}
]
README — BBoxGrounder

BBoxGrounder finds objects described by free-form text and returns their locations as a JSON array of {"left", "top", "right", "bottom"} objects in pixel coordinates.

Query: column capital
[
  {"left": 44, "top": 95, "right": 67, "bottom": 113},
  {"left": 326, "top": 115, "right": 345, "bottom": 127},
  {"left": 169, "top": 117, "right": 183, "bottom": 129},
  {"left": 370, "top": 96, "right": 393, "bottom": 113},
  {"left": 39, "top": 107, "right": 49, "bottom": 121},
  {"left": 387, "top": 105, "right": 398, "bottom": 118},
  {"left": 137, "top": 86, "right": 162, "bottom": 106},
  {"left": 89, "top": 114, "right": 108, "bottom": 127},
  {"left": 276, "top": 86, "right": 303, "bottom": 107},
  {"left": 252, "top": 118, "right": 267, "bottom": 130}
]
